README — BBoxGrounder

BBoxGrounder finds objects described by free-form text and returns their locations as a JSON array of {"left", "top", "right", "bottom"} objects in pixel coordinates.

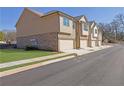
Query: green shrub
[{"left": 25, "top": 45, "right": 39, "bottom": 51}]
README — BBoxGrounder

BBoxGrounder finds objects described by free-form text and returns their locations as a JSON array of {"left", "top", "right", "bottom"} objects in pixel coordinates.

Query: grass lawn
[
  {"left": 0, "top": 54, "right": 69, "bottom": 72},
  {"left": 0, "top": 49, "right": 56, "bottom": 63}
]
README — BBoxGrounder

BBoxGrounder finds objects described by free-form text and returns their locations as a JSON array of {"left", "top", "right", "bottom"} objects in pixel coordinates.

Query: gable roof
[
  {"left": 75, "top": 15, "right": 88, "bottom": 22},
  {"left": 89, "top": 21, "right": 95, "bottom": 26},
  {"left": 15, "top": 8, "right": 44, "bottom": 27},
  {"left": 89, "top": 21, "right": 98, "bottom": 28},
  {"left": 89, "top": 21, "right": 101, "bottom": 32},
  {"left": 41, "top": 10, "right": 77, "bottom": 21},
  {"left": 16, "top": 8, "right": 90, "bottom": 27},
  {"left": 26, "top": 8, "right": 44, "bottom": 17},
  {"left": 16, "top": 8, "right": 80, "bottom": 27}
]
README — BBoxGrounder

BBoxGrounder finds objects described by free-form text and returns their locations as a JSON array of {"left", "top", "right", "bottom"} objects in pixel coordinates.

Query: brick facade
[{"left": 17, "top": 32, "right": 58, "bottom": 51}]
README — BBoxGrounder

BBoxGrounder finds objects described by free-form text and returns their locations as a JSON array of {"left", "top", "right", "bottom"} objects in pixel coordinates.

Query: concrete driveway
[{"left": 61, "top": 45, "right": 113, "bottom": 55}]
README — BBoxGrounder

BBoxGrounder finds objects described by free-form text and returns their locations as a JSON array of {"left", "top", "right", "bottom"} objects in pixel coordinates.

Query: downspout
[
  {"left": 88, "top": 26, "right": 92, "bottom": 47},
  {"left": 57, "top": 14, "right": 60, "bottom": 52},
  {"left": 97, "top": 29, "right": 100, "bottom": 46},
  {"left": 75, "top": 21, "right": 80, "bottom": 49}
]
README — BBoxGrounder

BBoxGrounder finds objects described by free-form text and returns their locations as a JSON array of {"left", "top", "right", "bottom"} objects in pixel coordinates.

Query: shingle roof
[
  {"left": 88, "top": 21, "right": 95, "bottom": 26},
  {"left": 26, "top": 8, "right": 79, "bottom": 21},
  {"left": 75, "top": 15, "right": 85, "bottom": 20},
  {"left": 26, "top": 8, "right": 44, "bottom": 17}
]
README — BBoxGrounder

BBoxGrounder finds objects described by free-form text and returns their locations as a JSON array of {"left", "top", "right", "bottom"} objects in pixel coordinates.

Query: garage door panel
[
  {"left": 59, "top": 40, "right": 73, "bottom": 51},
  {"left": 99, "top": 41, "right": 102, "bottom": 46},
  {"left": 80, "top": 40, "right": 87, "bottom": 48},
  {"left": 91, "top": 41, "right": 97, "bottom": 47}
]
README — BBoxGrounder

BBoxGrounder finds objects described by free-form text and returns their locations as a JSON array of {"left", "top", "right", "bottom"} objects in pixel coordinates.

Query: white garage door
[
  {"left": 99, "top": 41, "right": 102, "bottom": 46},
  {"left": 91, "top": 41, "right": 96, "bottom": 47},
  {"left": 80, "top": 40, "right": 87, "bottom": 48},
  {"left": 59, "top": 40, "right": 74, "bottom": 51}
]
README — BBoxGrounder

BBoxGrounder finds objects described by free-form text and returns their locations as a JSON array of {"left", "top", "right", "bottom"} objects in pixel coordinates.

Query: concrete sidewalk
[
  {"left": 0, "top": 53, "right": 76, "bottom": 69},
  {"left": 61, "top": 45, "right": 113, "bottom": 55}
]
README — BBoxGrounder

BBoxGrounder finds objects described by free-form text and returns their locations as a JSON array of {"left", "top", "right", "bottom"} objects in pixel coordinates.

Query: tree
[
  {"left": 98, "top": 13, "right": 124, "bottom": 42},
  {"left": 0, "top": 32, "right": 5, "bottom": 41},
  {"left": 4, "top": 32, "right": 16, "bottom": 43},
  {"left": 115, "top": 14, "right": 124, "bottom": 27},
  {"left": 98, "top": 23, "right": 106, "bottom": 42},
  {"left": 113, "top": 14, "right": 124, "bottom": 40},
  {"left": 98, "top": 23, "right": 115, "bottom": 42}
]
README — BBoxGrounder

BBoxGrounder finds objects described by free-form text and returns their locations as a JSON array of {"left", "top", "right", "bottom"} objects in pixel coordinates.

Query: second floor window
[
  {"left": 84, "top": 24, "right": 88, "bottom": 31},
  {"left": 95, "top": 29, "right": 97, "bottom": 34},
  {"left": 63, "top": 17, "right": 69, "bottom": 26}
]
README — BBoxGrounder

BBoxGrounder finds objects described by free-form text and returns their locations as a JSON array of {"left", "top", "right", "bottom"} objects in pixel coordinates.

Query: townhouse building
[{"left": 16, "top": 8, "right": 102, "bottom": 52}]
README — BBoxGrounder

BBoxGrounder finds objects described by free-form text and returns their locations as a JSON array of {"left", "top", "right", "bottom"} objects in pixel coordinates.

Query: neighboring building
[
  {"left": 88, "top": 21, "right": 102, "bottom": 47},
  {"left": 0, "top": 41, "right": 6, "bottom": 44},
  {"left": 16, "top": 8, "right": 102, "bottom": 52},
  {"left": 75, "top": 15, "right": 89, "bottom": 49},
  {"left": 0, "top": 31, "right": 16, "bottom": 44}
]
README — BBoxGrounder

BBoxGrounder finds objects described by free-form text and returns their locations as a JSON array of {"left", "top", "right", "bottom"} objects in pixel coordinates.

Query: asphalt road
[{"left": 1, "top": 44, "right": 124, "bottom": 86}]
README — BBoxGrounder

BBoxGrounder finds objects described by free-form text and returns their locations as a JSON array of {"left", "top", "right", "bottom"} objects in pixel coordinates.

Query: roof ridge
[{"left": 25, "top": 8, "right": 44, "bottom": 17}]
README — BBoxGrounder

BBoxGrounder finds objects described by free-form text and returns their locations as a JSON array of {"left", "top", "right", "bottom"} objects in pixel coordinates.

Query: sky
[{"left": 0, "top": 7, "right": 124, "bottom": 31}]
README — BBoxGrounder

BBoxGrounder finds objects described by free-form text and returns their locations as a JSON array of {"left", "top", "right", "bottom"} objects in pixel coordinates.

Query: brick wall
[{"left": 17, "top": 32, "right": 58, "bottom": 51}]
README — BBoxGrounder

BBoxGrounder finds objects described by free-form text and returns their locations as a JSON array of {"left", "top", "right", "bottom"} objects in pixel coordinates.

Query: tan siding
[
  {"left": 81, "top": 23, "right": 89, "bottom": 36},
  {"left": 59, "top": 16, "right": 76, "bottom": 39},
  {"left": 79, "top": 17, "right": 89, "bottom": 36},
  {"left": 91, "top": 26, "right": 98, "bottom": 40},
  {"left": 90, "top": 25, "right": 102, "bottom": 47},
  {"left": 58, "top": 16, "right": 77, "bottom": 50}
]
